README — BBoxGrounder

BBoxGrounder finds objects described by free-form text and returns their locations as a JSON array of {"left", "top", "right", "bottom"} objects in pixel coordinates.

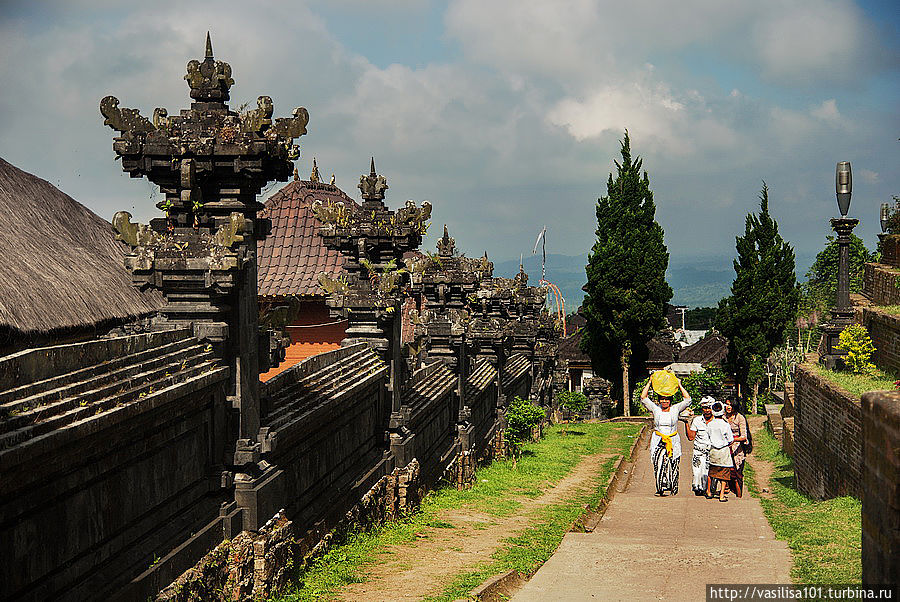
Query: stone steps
[
  {"left": 0, "top": 336, "right": 198, "bottom": 407},
  {"left": 402, "top": 362, "right": 454, "bottom": 413},
  {"left": 465, "top": 359, "right": 495, "bottom": 398}
]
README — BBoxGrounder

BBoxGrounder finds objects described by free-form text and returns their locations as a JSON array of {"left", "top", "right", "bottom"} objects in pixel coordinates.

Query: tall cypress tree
[
  {"left": 715, "top": 183, "right": 799, "bottom": 409},
  {"left": 580, "top": 132, "right": 672, "bottom": 415}
]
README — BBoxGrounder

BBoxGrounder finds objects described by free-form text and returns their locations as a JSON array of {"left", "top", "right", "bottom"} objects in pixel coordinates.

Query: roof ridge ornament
[
  {"left": 185, "top": 32, "right": 234, "bottom": 103},
  {"left": 358, "top": 157, "right": 388, "bottom": 205},
  {"left": 436, "top": 224, "right": 456, "bottom": 257}
]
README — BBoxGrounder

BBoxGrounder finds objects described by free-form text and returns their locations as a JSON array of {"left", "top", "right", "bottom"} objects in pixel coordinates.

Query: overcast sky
[{"left": 1, "top": 0, "right": 898, "bottom": 270}]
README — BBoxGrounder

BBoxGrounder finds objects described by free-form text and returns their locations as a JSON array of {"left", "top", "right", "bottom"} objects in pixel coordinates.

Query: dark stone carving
[
  {"left": 315, "top": 159, "right": 430, "bottom": 440},
  {"left": 102, "top": 34, "right": 308, "bottom": 478}
]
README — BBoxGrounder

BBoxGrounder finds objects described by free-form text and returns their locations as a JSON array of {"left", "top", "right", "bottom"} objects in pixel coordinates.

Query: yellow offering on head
[{"left": 650, "top": 370, "right": 679, "bottom": 397}]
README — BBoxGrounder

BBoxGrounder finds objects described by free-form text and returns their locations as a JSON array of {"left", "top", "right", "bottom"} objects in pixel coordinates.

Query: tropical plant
[
  {"left": 768, "top": 344, "right": 805, "bottom": 390},
  {"left": 581, "top": 131, "right": 672, "bottom": 415},
  {"left": 835, "top": 324, "right": 877, "bottom": 375}
]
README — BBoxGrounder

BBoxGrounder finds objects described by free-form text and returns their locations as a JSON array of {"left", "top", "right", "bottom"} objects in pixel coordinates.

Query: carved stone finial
[
  {"left": 100, "top": 96, "right": 156, "bottom": 134},
  {"left": 112, "top": 211, "right": 160, "bottom": 247},
  {"left": 293, "top": 167, "right": 299, "bottom": 181},
  {"left": 436, "top": 224, "right": 456, "bottom": 257},
  {"left": 330, "top": 173, "right": 336, "bottom": 185},
  {"left": 359, "top": 157, "right": 388, "bottom": 202},
  {"left": 310, "top": 158, "right": 320, "bottom": 183},
  {"left": 211, "top": 212, "right": 246, "bottom": 248},
  {"left": 185, "top": 33, "right": 234, "bottom": 102}
]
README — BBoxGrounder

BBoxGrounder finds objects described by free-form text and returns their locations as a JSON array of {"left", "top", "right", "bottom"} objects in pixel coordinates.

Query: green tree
[
  {"left": 505, "top": 396, "right": 546, "bottom": 468},
  {"left": 803, "top": 233, "right": 876, "bottom": 312},
  {"left": 555, "top": 390, "right": 588, "bottom": 434},
  {"left": 581, "top": 132, "right": 672, "bottom": 416},
  {"left": 715, "top": 183, "right": 800, "bottom": 411}
]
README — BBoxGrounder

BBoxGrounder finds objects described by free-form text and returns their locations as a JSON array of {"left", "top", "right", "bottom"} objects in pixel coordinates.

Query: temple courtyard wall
[{"left": 1, "top": 332, "right": 533, "bottom": 601}]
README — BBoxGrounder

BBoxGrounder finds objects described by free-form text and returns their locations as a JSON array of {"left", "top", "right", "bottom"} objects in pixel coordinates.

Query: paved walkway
[{"left": 513, "top": 421, "right": 791, "bottom": 601}]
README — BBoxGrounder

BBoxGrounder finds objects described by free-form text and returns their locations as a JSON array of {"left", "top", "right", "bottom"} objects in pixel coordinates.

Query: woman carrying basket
[{"left": 640, "top": 372, "right": 692, "bottom": 496}]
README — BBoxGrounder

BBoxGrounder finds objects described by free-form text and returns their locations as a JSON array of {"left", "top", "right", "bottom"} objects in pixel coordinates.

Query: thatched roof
[
  {"left": 0, "top": 157, "right": 163, "bottom": 343},
  {"left": 558, "top": 326, "right": 591, "bottom": 366}
]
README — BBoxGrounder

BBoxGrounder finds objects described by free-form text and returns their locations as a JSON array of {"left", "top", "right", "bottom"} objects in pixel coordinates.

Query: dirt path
[
  {"left": 746, "top": 415, "right": 775, "bottom": 499},
  {"left": 337, "top": 450, "right": 621, "bottom": 601},
  {"left": 513, "top": 420, "right": 791, "bottom": 601}
]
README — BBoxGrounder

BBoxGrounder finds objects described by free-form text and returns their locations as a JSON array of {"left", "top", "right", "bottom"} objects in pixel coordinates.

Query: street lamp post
[{"left": 822, "top": 162, "right": 859, "bottom": 369}]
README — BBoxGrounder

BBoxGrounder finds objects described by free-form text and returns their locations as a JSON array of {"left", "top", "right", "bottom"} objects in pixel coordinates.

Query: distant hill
[{"left": 494, "top": 251, "right": 816, "bottom": 310}]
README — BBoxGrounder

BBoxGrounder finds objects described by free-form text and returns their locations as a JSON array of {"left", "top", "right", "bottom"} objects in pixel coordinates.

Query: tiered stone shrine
[
  {"left": 314, "top": 158, "right": 431, "bottom": 430},
  {"left": 102, "top": 34, "right": 308, "bottom": 447},
  {"left": 409, "top": 226, "right": 493, "bottom": 436}
]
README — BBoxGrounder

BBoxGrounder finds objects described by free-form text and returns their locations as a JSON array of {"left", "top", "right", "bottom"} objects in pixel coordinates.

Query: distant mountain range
[{"left": 494, "top": 252, "right": 816, "bottom": 310}]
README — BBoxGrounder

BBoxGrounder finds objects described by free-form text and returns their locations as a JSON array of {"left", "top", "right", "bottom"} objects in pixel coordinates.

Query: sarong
[
  {"left": 651, "top": 441, "right": 679, "bottom": 495},
  {"left": 708, "top": 446, "right": 733, "bottom": 481},
  {"left": 691, "top": 445, "right": 709, "bottom": 491}
]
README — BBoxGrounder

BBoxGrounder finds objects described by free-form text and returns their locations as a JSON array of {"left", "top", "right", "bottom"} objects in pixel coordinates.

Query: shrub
[
  {"left": 555, "top": 390, "right": 588, "bottom": 417},
  {"left": 835, "top": 324, "right": 877, "bottom": 375},
  {"left": 505, "top": 396, "right": 546, "bottom": 467}
]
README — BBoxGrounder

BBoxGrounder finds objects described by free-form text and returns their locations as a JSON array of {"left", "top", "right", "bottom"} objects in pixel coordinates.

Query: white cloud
[
  {"left": 859, "top": 169, "right": 879, "bottom": 184},
  {"left": 750, "top": 1, "right": 874, "bottom": 86},
  {"left": 0, "top": 0, "right": 896, "bottom": 267},
  {"left": 811, "top": 99, "right": 841, "bottom": 123}
]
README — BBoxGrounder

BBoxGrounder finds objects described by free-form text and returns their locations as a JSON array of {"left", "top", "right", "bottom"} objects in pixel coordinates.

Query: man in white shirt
[{"left": 686, "top": 397, "right": 715, "bottom": 496}]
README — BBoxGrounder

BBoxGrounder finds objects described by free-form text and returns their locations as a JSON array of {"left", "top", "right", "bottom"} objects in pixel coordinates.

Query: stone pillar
[
  {"left": 316, "top": 159, "right": 431, "bottom": 455},
  {"left": 822, "top": 217, "right": 859, "bottom": 369}
]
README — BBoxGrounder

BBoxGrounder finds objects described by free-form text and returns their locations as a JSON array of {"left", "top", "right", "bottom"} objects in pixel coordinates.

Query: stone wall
[
  {"left": 401, "top": 361, "right": 458, "bottom": 483},
  {"left": 860, "top": 307, "right": 900, "bottom": 375},
  {"left": 859, "top": 391, "right": 900, "bottom": 585},
  {"left": 1, "top": 331, "right": 232, "bottom": 602},
  {"left": 793, "top": 365, "right": 862, "bottom": 500},
  {"left": 252, "top": 344, "right": 392, "bottom": 536},
  {"left": 157, "top": 460, "right": 422, "bottom": 601},
  {"left": 862, "top": 263, "right": 900, "bottom": 306}
]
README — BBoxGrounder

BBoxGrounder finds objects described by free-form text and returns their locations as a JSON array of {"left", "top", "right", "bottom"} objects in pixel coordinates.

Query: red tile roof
[{"left": 257, "top": 180, "right": 358, "bottom": 299}]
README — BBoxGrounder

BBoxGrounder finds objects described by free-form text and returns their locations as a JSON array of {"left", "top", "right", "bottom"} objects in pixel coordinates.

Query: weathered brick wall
[
  {"left": 862, "top": 263, "right": 900, "bottom": 305},
  {"left": 794, "top": 365, "right": 862, "bottom": 500},
  {"left": 254, "top": 346, "right": 392, "bottom": 540},
  {"left": 859, "top": 391, "right": 900, "bottom": 585},
  {"left": 861, "top": 307, "right": 900, "bottom": 375}
]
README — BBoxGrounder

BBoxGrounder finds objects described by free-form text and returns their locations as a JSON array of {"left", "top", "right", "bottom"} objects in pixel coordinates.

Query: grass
[
  {"left": 805, "top": 363, "right": 896, "bottom": 398},
  {"left": 746, "top": 427, "right": 861, "bottom": 583},
  {"left": 874, "top": 304, "right": 900, "bottom": 316},
  {"left": 272, "top": 422, "right": 641, "bottom": 601}
]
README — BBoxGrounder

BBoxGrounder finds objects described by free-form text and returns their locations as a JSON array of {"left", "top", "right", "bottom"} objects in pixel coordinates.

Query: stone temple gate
[{"left": 0, "top": 35, "right": 558, "bottom": 601}]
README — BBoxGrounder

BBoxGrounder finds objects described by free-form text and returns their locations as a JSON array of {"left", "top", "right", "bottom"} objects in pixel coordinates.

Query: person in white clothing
[
  {"left": 686, "top": 397, "right": 715, "bottom": 496},
  {"left": 706, "top": 401, "right": 735, "bottom": 502},
  {"left": 640, "top": 376, "right": 692, "bottom": 496}
]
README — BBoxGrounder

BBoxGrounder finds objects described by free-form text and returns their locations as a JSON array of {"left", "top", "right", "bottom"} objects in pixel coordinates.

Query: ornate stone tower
[
  {"left": 409, "top": 226, "right": 492, "bottom": 419},
  {"left": 314, "top": 159, "right": 431, "bottom": 429},
  {"left": 101, "top": 34, "right": 309, "bottom": 450}
]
